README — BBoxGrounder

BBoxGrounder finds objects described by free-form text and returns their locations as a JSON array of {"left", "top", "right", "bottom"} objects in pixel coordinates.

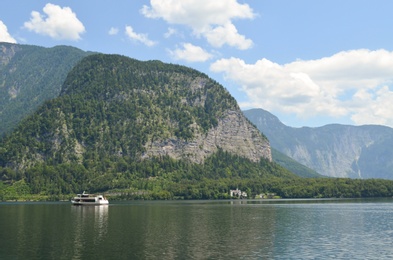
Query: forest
[{"left": 2, "top": 149, "right": 393, "bottom": 201}]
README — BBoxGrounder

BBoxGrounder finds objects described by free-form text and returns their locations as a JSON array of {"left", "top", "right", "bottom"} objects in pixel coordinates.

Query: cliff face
[
  {"left": 0, "top": 43, "right": 19, "bottom": 66},
  {"left": 281, "top": 125, "right": 383, "bottom": 178},
  {"left": 244, "top": 108, "right": 393, "bottom": 179},
  {"left": 144, "top": 110, "right": 271, "bottom": 163}
]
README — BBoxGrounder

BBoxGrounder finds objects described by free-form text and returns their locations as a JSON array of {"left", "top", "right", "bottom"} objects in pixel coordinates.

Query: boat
[{"left": 71, "top": 191, "right": 109, "bottom": 205}]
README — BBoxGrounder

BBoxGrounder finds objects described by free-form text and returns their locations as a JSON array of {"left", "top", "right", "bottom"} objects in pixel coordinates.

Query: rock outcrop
[
  {"left": 144, "top": 110, "right": 271, "bottom": 163},
  {"left": 1, "top": 43, "right": 19, "bottom": 66}
]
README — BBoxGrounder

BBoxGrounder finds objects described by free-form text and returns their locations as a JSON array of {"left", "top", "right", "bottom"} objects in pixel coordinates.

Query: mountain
[
  {"left": 271, "top": 148, "right": 323, "bottom": 178},
  {"left": 244, "top": 108, "right": 393, "bottom": 179},
  {"left": 0, "top": 54, "right": 290, "bottom": 196},
  {"left": 19, "top": 54, "right": 272, "bottom": 165},
  {"left": 0, "top": 42, "right": 92, "bottom": 136},
  {"left": 0, "top": 43, "right": 316, "bottom": 179}
]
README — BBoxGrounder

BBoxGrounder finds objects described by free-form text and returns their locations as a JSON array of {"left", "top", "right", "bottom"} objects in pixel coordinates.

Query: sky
[{"left": 1, "top": 0, "right": 393, "bottom": 128}]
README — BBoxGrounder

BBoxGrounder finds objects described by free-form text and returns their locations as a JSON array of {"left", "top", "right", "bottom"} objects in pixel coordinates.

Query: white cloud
[
  {"left": 350, "top": 86, "right": 393, "bottom": 126},
  {"left": 164, "top": 27, "right": 176, "bottom": 38},
  {"left": 204, "top": 23, "right": 252, "bottom": 50},
  {"left": 141, "top": 0, "right": 254, "bottom": 50},
  {"left": 210, "top": 49, "right": 393, "bottom": 127},
  {"left": 23, "top": 3, "right": 85, "bottom": 41},
  {"left": 108, "top": 27, "right": 119, "bottom": 35},
  {"left": 0, "top": 20, "right": 17, "bottom": 43},
  {"left": 125, "top": 26, "right": 156, "bottom": 47},
  {"left": 168, "top": 43, "right": 212, "bottom": 62}
]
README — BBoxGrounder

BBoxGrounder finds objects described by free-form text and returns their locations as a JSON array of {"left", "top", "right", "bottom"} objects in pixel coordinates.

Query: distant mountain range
[{"left": 244, "top": 108, "right": 393, "bottom": 180}]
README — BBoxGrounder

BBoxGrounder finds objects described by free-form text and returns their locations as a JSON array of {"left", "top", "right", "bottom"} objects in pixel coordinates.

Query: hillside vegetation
[{"left": 0, "top": 42, "right": 91, "bottom": 136}]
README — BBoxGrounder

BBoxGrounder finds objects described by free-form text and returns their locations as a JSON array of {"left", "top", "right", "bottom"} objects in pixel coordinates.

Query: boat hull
[{"left": 71, "top": 200, "right": 109, "bottom": 206}]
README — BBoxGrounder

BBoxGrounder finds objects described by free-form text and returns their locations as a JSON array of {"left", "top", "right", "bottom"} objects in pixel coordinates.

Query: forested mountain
[
  {"left": 0, "top": 53, "right": 293, "bottom": 198},
  {"left": 2, "top": 54, "right": 271, "bottom": 166},
  {"left": 244, "top": 108, "right": 393, "bottom": 180},
  {"left": 0, "top": 42, "right": 91, "bottom": 136}
]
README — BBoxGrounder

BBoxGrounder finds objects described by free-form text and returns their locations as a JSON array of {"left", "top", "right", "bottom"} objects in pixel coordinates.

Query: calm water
[{"left": 1, "top": 199, "right": 393, "bottom": 259}]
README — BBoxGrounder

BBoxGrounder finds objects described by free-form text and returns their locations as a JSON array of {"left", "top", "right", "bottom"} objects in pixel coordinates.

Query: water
[{"left": 1, "top": 199, "right": 393, "bottom": 259}]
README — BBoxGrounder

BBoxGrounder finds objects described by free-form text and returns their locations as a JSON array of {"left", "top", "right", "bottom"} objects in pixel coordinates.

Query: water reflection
[
  {"left": 95, "top": 205, "right": 109, "bottom": 239},
  {"left": 71, "top": 205, "right": 109, "bottom": 259}
]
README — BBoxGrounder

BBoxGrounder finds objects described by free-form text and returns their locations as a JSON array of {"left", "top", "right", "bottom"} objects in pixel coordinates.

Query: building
[{"left": 230, "top": 188, "right": 247, "bottom": 198}]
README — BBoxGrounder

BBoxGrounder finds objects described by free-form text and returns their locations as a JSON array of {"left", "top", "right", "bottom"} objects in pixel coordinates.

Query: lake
[{"left": 1, "top": 199, "right": 393, "bottom": 259}]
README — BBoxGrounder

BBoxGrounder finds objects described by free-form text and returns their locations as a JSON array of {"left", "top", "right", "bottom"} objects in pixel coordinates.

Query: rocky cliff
[
  {"left": 144, "top": 110, "right": 271, "bottom": 163},
  {"left": 244, "top": 108, "right": 393, "bottom": 179},
  {"left": 0, "top": 43, "right": 19, "bottom": 65}
]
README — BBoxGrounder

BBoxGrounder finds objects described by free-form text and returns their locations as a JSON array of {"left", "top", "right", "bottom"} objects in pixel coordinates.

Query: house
[
  {"left": 230, "top": 188, "right": 247, "bottom": 198},
  {"left": 256, "top": 193, "right": 276, "bottom": 199}
]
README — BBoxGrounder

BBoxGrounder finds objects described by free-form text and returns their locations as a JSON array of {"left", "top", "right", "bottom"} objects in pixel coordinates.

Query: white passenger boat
[{"left": 71, "top": 191, "right": 109, "bottom": 205}]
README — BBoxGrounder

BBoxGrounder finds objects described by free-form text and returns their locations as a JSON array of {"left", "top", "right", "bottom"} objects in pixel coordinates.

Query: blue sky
[{"left": 1, "top": 0, "right": 393, "bottom": 128}]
